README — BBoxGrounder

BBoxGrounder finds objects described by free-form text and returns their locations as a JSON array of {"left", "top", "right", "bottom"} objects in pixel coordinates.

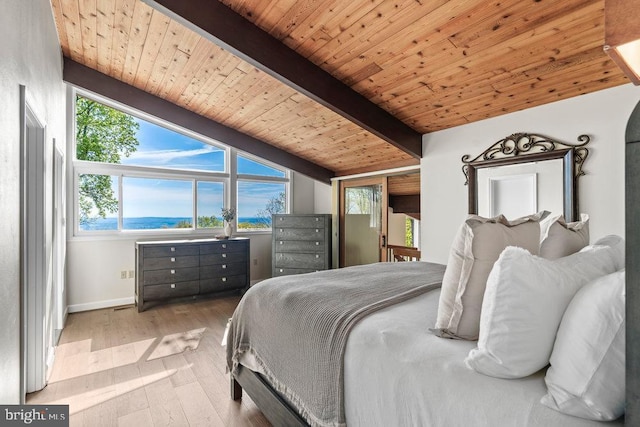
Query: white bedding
[{"left": 343, "top": 288, "right": 624, "bottom": 427}]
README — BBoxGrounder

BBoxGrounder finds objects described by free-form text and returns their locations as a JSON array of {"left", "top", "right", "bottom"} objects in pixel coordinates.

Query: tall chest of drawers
[
  {"left": 272, "top": 214, "right": 332, "bottom": 277},
  {"left": 136, "top": 238, "right": 249, "bottom": 312}
]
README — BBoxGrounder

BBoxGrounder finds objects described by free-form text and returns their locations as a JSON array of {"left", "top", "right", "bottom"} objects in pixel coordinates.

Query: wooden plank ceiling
[
  {"left": 388, "top": 173, "right": 421, "bottom": 196},
  {"left": 51, "top": 0, "right": 628, "bottom": 178}
]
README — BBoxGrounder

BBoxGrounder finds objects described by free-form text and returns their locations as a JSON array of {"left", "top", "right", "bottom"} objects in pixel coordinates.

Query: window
[
  {"left": 238, "top": 154, "right": 286, "bottom": 178},
  {"left": 78, "top": 174, "right": 118, "bottom": 231},
  {"left": 121, "top": 120, "right": 225, "bottom": 173},
  {"left": 196, "top": 181, "right": 224, "bottom": 229},
  {"left": 75, "top": 95, "right": 225, "bottom": 173},
  {"left": 72, "top": 93, "right": 289, "bottom": 236},
  {"left": 236, "top": 154, "right": 288, "bottom": 230},
  {"left": 237, "top": 181, "right": 286, "bottom": 230},
  {"left": 406, "top": 217, "right": 419, "bottom": 248},
  {"left": 122, "top": 177, "right": 193, "bottom": 230}
]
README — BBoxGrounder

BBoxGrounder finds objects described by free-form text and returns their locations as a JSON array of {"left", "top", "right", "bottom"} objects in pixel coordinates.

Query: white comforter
[{"left": 343, "top": 288, "right": 624, "bottom": 427}]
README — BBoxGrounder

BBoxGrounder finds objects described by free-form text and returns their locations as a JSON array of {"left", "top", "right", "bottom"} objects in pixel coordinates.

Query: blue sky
[
  {"left": 121, "top": 120, "right": 225, "bottom": 172},
  {"left": 114, "top": 118, "right": 285, "bottom": 218}
]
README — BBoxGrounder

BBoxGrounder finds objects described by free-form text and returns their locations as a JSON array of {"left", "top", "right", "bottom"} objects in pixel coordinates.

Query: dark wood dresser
[
  {"left": 272, "top": 214, "right": 332, "bottom": 277},
  {"left": 136, "top": 237, "right": 249, "bottom": 312}
]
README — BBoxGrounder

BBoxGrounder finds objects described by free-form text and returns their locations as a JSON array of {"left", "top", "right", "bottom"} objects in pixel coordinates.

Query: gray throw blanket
[{"left": 226, "top": 261, "right": 446, "bottom": 427}]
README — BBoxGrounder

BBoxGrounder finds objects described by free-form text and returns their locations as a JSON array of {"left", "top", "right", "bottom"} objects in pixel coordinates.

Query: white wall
[
  {"left": 422, "top": 84, "right": 640, "bottom": 264},
  {"left": 388, "top": 209, "right": 408, "bottom": 246},
  {"left": 292, "top": 171, "right": 315, "bottom": 213},
  {"left": 66, "top": 172, "right": 330, "bottom": 312},
  {"left": 66, "top": 233, "right": 274, "bottom": 311},
  {"left": 0, "top": 0, "right": 66, "bottom": 403},
  {"left": 292, "top": 172, "right": 332, "bottom": 214},
  {"left": 314, "top": 180, "right": 332, "bottom": 213}
]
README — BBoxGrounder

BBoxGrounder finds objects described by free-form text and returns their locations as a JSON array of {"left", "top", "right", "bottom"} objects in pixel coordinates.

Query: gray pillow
[
  {"left": 540, "top": 213, "right": 589, "bottom": 259},
  {"left": 432, "top": 212, "right": 547, "bottom": 340}
]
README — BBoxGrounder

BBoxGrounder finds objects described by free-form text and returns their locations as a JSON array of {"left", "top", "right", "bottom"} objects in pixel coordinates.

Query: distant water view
[{"left": 81, "top": 216, "right": 269, "bottom": 231}]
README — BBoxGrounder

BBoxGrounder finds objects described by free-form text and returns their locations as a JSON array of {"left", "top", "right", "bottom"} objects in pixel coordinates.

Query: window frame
[{"left": 70, "top": 89, "right": 290, "bottom": 240}]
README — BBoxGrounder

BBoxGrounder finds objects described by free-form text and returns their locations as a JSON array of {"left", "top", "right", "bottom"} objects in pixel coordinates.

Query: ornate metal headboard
[{"left": 461, "top": 133, "right": 590, "bottom": 221}]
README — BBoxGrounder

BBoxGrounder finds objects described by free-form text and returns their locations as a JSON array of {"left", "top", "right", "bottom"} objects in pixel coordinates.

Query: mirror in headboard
[{"left": 462, "top": 133, "right": 590, "bottom": 222}]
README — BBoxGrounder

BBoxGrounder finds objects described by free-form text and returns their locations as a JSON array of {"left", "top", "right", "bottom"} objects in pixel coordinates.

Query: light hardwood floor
[{"left": 26, "top": 295, "right": 271, "bottom": 427}]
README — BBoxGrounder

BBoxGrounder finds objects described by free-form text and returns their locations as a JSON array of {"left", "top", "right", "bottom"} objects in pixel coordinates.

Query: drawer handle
[
  {"left": 280, "top": 229, "right": 283, "bottom": 232},
  {"left": 170, "top": 247, "right": 176, "bottom": 252},
  {"left": 222, "top": 264, "right": 227, "bottom": 269},
  {"left": 315, "top": 242, "right": 319, "bottom": 246},
  {"left": 316, "top": 255, "right": 320, "bottom": 259},
  {"left": 279, "top": 241, "right": 283, "bottom": 245},
  {"left": 280, "top": 269, "right": 283, "bottom": 273},
  {"left": 170, "top": 284, "right": 176, "bottom": 289},
  {"left": 222, "top": 244, "right": 227, "bottom": 249},
  {"left": 315, "top": 229, "right": 319, "bottom": 232},
  {"left": 171, "top": 269, "right": 175, "bottom": 274},
  {"left": 171, "top": 257, "right": 176, "bottom": 262},
  {"left": 315, "top": 217, "right": 319, "bottom": 221},
  {"left": 222, "top": 253, "right": 227, "bottom": 258},
  {"left": 222, "top": 277, "right": 227, "bottom": 282},
  {"left": 279, "top": 217, "right": 283, "bottom": 221}
]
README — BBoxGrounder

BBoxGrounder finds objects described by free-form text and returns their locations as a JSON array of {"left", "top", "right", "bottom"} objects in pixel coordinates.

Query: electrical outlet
[
  {"left": 128, "top": 270, "right": 135, "bottom": 279},
  {"left": 120, "top": 270, "right": 127, "bottom": 279}
]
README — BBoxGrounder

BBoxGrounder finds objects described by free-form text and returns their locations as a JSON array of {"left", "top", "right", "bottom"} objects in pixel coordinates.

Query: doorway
[
  {"left": 339, "top": 177, "right": 388, "bottom": 267},
  {"left": 20, "top": 85, "right": 50, "bottom": 396},
  {"left": 338, "top": 171, "right": 421, "bottom": 267}
]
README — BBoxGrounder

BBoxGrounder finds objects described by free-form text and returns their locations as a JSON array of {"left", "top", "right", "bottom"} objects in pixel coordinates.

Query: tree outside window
[{"left": 76, "top": 97, "right": 139, "bottom": 225}]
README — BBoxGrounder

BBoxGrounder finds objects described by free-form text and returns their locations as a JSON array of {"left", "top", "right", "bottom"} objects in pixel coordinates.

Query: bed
[
  {"left": 226, "top": 133, "right": 626, "bottom": 426},
  {"left": 227, "top": 261, "right": 445, "bottom": 427},
  {"left": 226, "top": 252, "right": 625, "bottom": 426},
  {"left": 343, "top": 286, "right": 623, "bottom": 427}
]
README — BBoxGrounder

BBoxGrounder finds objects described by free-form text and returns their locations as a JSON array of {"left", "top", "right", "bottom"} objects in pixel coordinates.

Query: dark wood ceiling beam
[
  {"left": 140, "top": 0, "right": 422, "bottom": 159},
  {"left": 63, "top": 58, "right": 334, "bottom": 183},
  {"left": 389, "top": 195, "right": 421, "bottom": 215}
]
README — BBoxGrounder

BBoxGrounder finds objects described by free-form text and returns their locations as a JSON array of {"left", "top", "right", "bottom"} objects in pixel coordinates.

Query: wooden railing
[{"left": 387, "top": 244, "right": 421, "bottom": 262}]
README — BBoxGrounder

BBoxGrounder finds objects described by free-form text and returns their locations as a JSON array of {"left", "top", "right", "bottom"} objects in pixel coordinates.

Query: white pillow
[
  {"left": 539, "top": 213, "right": 589, "bottom": 259},
  {"left": 464, "top": 239, "right": 623, "bottom": 379},
  {"left": 541, "top": 270, "right": 625, "bottom": 421},
  {"left": 433, "top": 212, "right": 546, "bottom": 340},
  {"left": 593, "top": 234, "right": 626, "bottom": 271}
]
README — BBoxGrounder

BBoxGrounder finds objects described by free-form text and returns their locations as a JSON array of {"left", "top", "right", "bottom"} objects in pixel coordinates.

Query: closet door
[{"left": 339, "top": 177, "right": 388, "bottom": 267}]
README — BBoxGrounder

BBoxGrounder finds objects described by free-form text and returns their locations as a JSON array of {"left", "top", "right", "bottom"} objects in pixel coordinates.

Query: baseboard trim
[{"left": 68, "top": 297, "right": 135, "bottom": 313}]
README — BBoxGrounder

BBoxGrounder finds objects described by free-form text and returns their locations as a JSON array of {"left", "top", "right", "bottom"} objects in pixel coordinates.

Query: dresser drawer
[
  {"left": 200, "top": 251, "right": 246, "bottom": 266},
  {"left": 274, "top": 228, "right": 326, "bottom": 241},
  {"left": 273, "top": 215, "right": 327, "bottom": 228},
  {"left": 271, "top": 214, "right": 331, "bottom": 278},
  {"left": 274, "top": 252, "right": 325, "bottom": 269},
  {"left": 274, "top": 240, "right": 326, "bottom": 253},
  {"left": 200, "top": 241, "right": 246, "bottom": 255},
  {"left": 143, "top": 267, "right": 199, "bottom": 286},
  {"left": 143, "top": 245, "right": 199, "bottom": 258},
  {"left": 143, "top": 255, "right": 199, "bottom": 271},
  {"left": 273, "top": 267, "right": 319, "bottom": 276},
  {"left": 200, "top": 275, "right": 246, "bottom": 293},
  {"left": 136, "top": 238, "right": 250, "bottom": 311},
  {"left": 144, "top": 280, "right": 199, "bottom": 301},
  {"left": 200, "top": 262, "right": 246, "bottom": 279}
]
